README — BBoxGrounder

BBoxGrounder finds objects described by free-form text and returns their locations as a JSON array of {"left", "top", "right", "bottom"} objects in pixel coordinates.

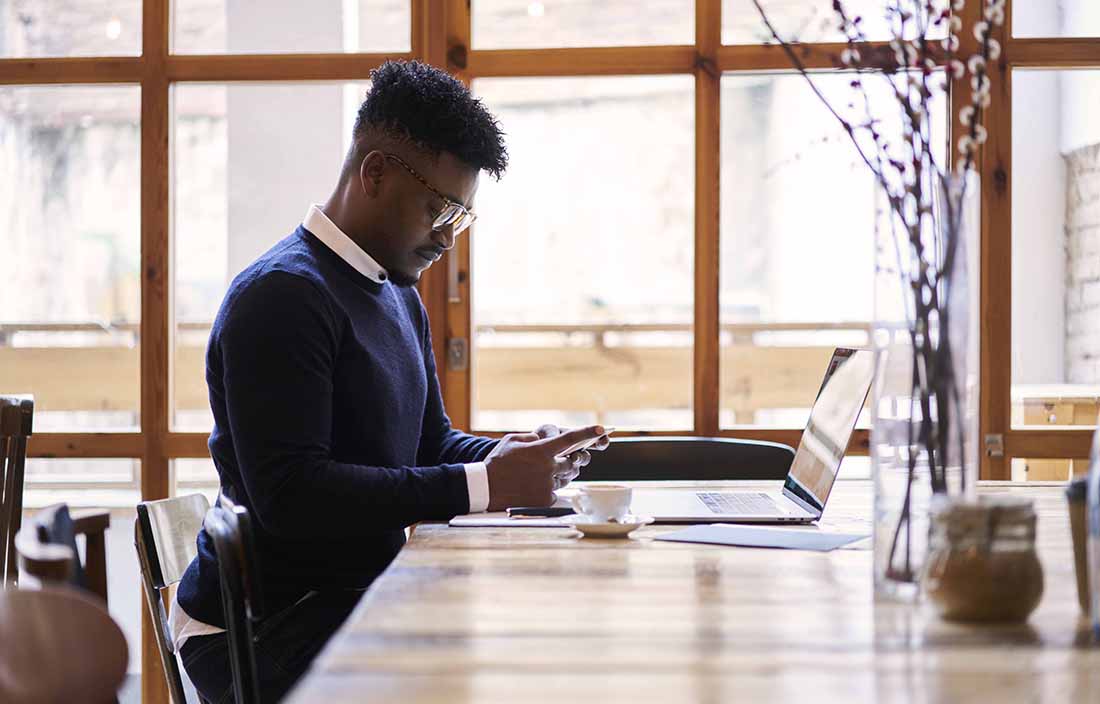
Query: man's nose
[{"left": 435, "top": 222, "right": 456, "bottom": 251}]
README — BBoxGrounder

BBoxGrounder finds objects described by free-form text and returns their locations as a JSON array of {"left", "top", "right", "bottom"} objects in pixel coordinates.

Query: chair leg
[
  {"left": 83, "top": 531, "right": 108, "bottom": 604},
  {"left": 73, "top": 509, "right": 111, "bottom": 604}
]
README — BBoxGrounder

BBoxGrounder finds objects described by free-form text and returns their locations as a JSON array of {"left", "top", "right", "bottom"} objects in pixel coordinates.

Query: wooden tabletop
[{"left": 287, "top": 481, "right": 1100, "bottom": 703}]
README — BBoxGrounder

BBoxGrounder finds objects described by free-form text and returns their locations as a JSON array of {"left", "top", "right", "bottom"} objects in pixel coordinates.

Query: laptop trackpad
[{"left": 696, "top": 491, "right": 778, "bottom": 515}]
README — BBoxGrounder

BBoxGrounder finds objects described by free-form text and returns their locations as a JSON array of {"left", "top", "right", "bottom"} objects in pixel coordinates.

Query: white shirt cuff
[{"left": 464, "top": 462, "right": 490, "bottom": 513}]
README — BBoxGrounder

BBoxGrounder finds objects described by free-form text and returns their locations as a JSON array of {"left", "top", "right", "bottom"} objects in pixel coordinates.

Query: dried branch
[{"left": 752, "top": 0, "right": 1002, "bottom": 584}]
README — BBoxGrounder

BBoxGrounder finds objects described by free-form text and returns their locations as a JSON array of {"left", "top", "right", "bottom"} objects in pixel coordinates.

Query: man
[{"left": 171, "top": 60, "right": 609, "bottom": 702}]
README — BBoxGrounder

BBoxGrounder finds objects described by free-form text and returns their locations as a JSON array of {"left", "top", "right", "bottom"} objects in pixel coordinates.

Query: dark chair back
[
  {"left": 581, "top": 436, "right": 795, "bottom": 481},
  {"left": 204, "top": 494, "right": 264, "bottom": 704},
  {"left": 15, "top": 501, "right": 111, "bottom": 602},
  {"left": 1, "top": 394, "right": 33, "bottom": 587},
  {"left": 136, "top": 493, "right": 210, "bottom": 704},
  {"left": 16, "top": 503, "right": 84, "bottom": 589}
]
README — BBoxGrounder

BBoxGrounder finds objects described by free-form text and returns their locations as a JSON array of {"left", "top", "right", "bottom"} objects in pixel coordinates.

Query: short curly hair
[{"left": 354, "top": 60, "right": 508, "bottom": 179}]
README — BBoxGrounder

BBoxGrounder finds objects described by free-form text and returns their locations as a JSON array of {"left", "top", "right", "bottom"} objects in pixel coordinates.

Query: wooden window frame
[{"left": 1, "top": 1, "right": 1098, "bottom": 700}]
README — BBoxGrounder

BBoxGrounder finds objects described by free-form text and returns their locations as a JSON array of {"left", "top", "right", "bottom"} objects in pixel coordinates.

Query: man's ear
[{"left": 359, "top": 150, "right": 387, "bottom": 198}]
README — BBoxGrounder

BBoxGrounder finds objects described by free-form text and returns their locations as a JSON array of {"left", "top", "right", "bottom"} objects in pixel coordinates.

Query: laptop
[{"left": 630, "top": 347, "right": 875, "bottom": 523}]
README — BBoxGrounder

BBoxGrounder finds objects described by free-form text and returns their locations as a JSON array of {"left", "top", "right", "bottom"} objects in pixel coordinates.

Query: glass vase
[{"left": 871, "top": 171, "right": 980, "bottom": 601}]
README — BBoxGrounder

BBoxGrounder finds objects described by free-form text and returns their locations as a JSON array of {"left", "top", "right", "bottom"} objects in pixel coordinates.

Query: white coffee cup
[{"left": 571, "top": 485, "right": 632, "bottom": 522}]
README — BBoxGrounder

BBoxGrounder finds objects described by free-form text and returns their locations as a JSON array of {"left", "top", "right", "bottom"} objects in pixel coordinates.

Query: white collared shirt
[
  {"left": 168, "top": 206, "right": 491, "bottom": 653},
  {"left": 302, "top": 205, "right": 389, "bottom": 284}
]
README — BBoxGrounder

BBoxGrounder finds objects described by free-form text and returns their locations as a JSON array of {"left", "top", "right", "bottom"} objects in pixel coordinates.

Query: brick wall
[{"left": 1065, "top": 143, "right": 1100, "bottom": 383}]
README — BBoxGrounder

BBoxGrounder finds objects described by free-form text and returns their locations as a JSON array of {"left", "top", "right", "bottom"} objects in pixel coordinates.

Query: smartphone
[
  {"left": 506, "top": 506, "right": 576, "bottom": 518},
  {"left": 556, "top": 426, "right": 615, "bottom": 457}
]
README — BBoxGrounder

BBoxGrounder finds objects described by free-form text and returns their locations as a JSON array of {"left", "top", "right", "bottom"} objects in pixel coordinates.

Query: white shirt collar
[{"left": 303, "top": 205, "right": 389, "bottom": 284}]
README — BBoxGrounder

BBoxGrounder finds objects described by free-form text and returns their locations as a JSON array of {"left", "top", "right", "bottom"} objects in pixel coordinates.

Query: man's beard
[{"left": 388, "top": 269, "right": 420, "bottom": 288}]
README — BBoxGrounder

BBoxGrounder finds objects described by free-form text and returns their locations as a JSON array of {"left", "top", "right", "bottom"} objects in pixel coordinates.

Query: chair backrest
[
  {"left": 1, "top": 394, "right": 33, "bottom": 587},
  {"left": 204, "top": 494, "right": 264, "bottom": 704},
  {"left": 581, "top": 436, "right": 795, "bottom": 481},
  {"left": 0, "top": 585, "right": 128, "bottom": 703},
  {"left": 15, "top": 503, "right": 85, "bottom": 590},
  {"left": 136, "top": 493, "right": 210, "bottom": 704}
]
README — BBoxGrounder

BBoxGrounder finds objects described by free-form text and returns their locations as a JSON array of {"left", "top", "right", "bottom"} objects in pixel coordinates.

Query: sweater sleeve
[
  {"left": 216, "top": 270, "right": 471, "bottom": 537},
  {"left": 413, "top": 297, "right": 499, "bottom": 467}
]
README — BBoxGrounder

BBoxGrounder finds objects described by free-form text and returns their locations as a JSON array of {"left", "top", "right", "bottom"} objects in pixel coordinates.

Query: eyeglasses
[{"left": 384, "top": 154, "right": 477, "bottom": 235}]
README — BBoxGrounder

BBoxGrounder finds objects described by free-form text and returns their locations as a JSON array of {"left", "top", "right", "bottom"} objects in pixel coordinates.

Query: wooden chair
[
  {"left": 15, "top": 502, "right": 111, "bottom": 602},
  {"left": 581, "top": 436, "right": 796, "bottom": 482},
  {"left": 0, "top": 585, "right": 128, "bottom": 703},
  {"left": 1, "top": 394, "right": 33, "bottom": 587},
  {"left": 136, "top": 493, "right": 211, "bottom": 704},
  {"left": 204, "top": 494, "right": 264, "bottom": 704}
]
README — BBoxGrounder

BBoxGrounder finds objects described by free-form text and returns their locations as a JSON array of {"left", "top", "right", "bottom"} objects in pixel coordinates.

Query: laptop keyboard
[{"left": 697, "top": 492, "right": 779, "bottom": 515}]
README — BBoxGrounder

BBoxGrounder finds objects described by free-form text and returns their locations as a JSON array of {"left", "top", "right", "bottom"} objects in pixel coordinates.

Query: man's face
[{"left": 361, "top": 150, "right": 479, "bottom": 287}]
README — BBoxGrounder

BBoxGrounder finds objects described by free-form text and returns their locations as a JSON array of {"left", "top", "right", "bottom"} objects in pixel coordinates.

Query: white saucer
[{"left": 565, "top": 514, "right": 654, "bottom": 538}]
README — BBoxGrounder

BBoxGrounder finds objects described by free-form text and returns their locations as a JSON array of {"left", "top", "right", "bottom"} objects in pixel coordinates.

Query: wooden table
[{"left": 287, "top": 481, "right": 1100, "bottom": 703}]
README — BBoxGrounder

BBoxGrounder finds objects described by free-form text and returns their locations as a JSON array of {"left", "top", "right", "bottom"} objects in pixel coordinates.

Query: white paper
[
  {"left": 448, "top": 491, "right": 578, "bottom": 528},
  {"left": 652, "top": 524, "right": 868, "bottom": 551}
]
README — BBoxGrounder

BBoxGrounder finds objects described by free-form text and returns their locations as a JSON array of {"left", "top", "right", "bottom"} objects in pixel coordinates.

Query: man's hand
[
  {"left": 484, "top": 425, "right": 608, "bottom": 511},
  {"left": 533, "top": 424, "right": 611, "bottom": 490}
]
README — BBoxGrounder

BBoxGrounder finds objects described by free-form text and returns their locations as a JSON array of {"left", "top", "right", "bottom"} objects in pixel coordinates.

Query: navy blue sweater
[{"left": 177, "top": 226, "right": 498, "bottom": 626}]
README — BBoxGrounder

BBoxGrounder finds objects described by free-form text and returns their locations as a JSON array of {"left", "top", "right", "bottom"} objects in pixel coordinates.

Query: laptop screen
[{"left": 782, "top": 348, "right": 875, "bottom": 513}]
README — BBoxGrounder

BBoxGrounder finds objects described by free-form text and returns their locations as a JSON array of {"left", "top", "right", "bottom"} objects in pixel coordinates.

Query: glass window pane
[
  {"left": 838, "top": 455, "right": 871, "bottom": 480},
  {"left": 0, "top": 85, "right": 141, "bottom": 432},
  {"left": 1010, "top": 457, "right": 1089, "bottom": 482},
  {"left": 1014, "top": 0, "right": 1100, "bottom": 39},
  {"left": 174, "top": 458, "right": 219, "bottom": 502},
  {"left": 172, "top": 82, "right": 370, "bottom": 431},
  {"left": 723, "top": 1, "right": 946, "bottom": 45},
  {"left": 472, "top": 0, "right": 693, "bottom": 49},
  {"left": 172, "top": 0, "right": 409, "bottom": 54},
  {"left": 719, "top": 72, "right": 944, "bottom": 428},
  {"left": 1011, "top": 70, "right": 1100, "bottom": 430},
  {"left": 0, "top": 0, "right": 141, "bottom": 57},
  {"left": 24, "top": 458, "right": 140, "bottom": 503},
  {"left": 471, "top": 76, "right": 695, "bottom": 431}
]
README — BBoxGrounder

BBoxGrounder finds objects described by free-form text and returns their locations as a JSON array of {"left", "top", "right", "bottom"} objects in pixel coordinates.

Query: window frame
[{"left": 2, "top": 2, "right": 1098, "bottom": 699}]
